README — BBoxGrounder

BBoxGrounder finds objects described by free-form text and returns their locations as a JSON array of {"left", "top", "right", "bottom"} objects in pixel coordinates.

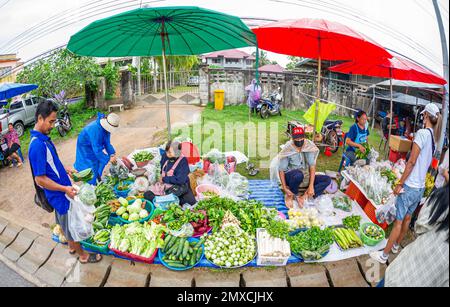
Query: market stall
[{"left": 50, "top": 144, "right": 393, "bottom": 269}]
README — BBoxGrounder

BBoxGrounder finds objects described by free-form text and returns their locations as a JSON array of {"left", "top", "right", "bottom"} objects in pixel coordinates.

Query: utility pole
[{"left": 433, "top": 0, "right": 449, "bottom": 157}]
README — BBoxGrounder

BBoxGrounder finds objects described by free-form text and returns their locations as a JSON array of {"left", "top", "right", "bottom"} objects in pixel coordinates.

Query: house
[
  {"left": 203, "top": 49, "right": 256, "bottom": 69},
  {"left": 0, "top": 54, "right": 23, "bottom": 84},
  {"left": 259, "top": 64, "right": 285, "bottom": 73}
]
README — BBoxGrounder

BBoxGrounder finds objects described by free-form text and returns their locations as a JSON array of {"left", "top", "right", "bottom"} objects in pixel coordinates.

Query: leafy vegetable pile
[
  {"left": 265, "top": 220, "right": 291, "bottom": 240},
  {"left": 355, "top": 142, "right": 372, "bottom": 160},
  {"left": 288, "top": 227, "right": 333, "bottom": 260},
  {"left": 115, "top": 198, "right": 150, "bottom": 222},
  {"left": 162, "top": 204, "right": 208, "bottom": 234},
  {"left": 161, "top": 235, "right": 204, "bottom": 269},
  {"left": 95, "top": 182, "right": 116, "bottom": 206},
  {"left": 196, "top": 197, "right": 277, "bottom": 235},
  {"left": 364, "top": 225, "right": 384, "bottom": 241},
  {"left": 332, "top": 196, "right": 352, "bottom": 212},
  {"left": 109, "top": 222, "right": 166, "bottom": 258},
  {"left": 133, "top": 151, "right": 154, "bottom": 163},
  {"left": 380, "top": 168, "right": 398, "bottom": 188},
  {"left": 205, "top": 224, "right": 256, "bottom": 268},
  {"left": 342, "top": 215, "right": 362, "bottom": 231}
]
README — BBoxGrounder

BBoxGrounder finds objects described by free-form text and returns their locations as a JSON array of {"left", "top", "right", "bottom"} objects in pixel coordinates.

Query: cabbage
[
  {"left": 129, "top": 213, "right": 140, "bottom": 222},
  {"left": 139, "top": 209, "right": 149, "bottom": 219},
  {"left": 78, "top": 183, "right": 97, "bottom": 206},
  {"left": 116, "top": 207, "right": 127, "bottom": 216}
]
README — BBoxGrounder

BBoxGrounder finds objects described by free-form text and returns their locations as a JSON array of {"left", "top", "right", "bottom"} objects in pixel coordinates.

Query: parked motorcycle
[
  {"left": 256, "top": 88, "right": 282, "bottom": 119},
  {"left": 52, "top": 91, "right": 72, "bottom": 137},
  {"left": 320, "top": 119, "right": 344, "bottom": 153}
]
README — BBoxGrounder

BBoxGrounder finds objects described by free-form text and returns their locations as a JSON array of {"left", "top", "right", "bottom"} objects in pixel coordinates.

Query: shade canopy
[
  {"left": 0, "top": 83, "right": 38, "bottom": 100},
  {"left": 67, "top": 6, "right": 257, "bottom": 57},
  {"left": 329, "top": 56, "right": 447, "bottom": 85},
  {"left": 252, "top": 18, "right": 391, "bottom": 61}
]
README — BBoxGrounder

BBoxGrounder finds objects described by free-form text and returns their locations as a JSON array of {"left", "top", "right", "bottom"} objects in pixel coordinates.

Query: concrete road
[{"left": 0, "top": 261, "right": 34, "bottom": 287}]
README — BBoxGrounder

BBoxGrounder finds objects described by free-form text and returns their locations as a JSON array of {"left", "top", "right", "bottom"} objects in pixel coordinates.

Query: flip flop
[
  {"left": 248, "top": 168, "right": 259, "bottom": 176},
  {"left": 79, "top": 254, "right": 102, "bottom": 264},
  {"left": 69, "top": 249, "right": 76, "bottom": 255}
]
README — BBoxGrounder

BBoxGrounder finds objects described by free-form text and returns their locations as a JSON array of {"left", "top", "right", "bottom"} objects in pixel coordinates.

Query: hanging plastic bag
[
  {"left": 68, "top": 197, "right": 95, "bottom": 242},
  {"left": 376, "top": 196, "right": 397, "bottom": 225},
  {"left": 78, "top": 183, "right": 97, "bottom": 206}
]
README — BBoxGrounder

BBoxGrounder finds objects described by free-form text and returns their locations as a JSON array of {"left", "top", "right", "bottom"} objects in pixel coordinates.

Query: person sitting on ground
[
  {"left": 29, "top": 100, "right": 102, "bottom": 264},
  {"left": 276, "top": 126, "right": 331, "bottom": 209},
  {"left": 4, "top": 123, "right": 23, "bottom": 167},
  {"left": 145, "top": 140, "right": 196, "bottom": 206},
  {"left": 380, "top": 184, "right": 449, "bottom": 287},
  {"left": 343, "top": 110, "right": 371, "bottom": 167}
]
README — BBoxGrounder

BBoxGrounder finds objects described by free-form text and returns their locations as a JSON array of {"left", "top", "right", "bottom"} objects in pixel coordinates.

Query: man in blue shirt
[
  {"left": 29, "top": 101, "right": 101, "bottom": 264},
  {"left": 74, "top": 113, "right": 119, "bottom": 184}
]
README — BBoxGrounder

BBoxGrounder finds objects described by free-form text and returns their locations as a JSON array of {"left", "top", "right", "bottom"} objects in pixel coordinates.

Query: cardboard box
[{"left": 389, "top": 135, "right": 412, "bottom": 153}]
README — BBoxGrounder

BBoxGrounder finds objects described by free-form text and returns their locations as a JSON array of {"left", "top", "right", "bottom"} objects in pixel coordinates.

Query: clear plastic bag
[
  {"left": 68, "top": 197, "right": 95, "bottom": 242},
  {"left": 78, "top": 183, "right": 97, "bottom": 206},
  {"left": 316, "top": 195, "right": 334, "bottom": 216},
  {"left": 225, "top": 172, "right": 249, "bottom": 199},
  {"left": 376, "top": 196, "right": 397, "bottom": 225},
  {"left": 169, "top": 223, "right": 194, "bottom": 238}
]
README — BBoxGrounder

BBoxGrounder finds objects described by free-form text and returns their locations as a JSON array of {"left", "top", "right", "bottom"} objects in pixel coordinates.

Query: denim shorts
[{"left": 395, "top": 185, "right": 425, "bottom": 221}]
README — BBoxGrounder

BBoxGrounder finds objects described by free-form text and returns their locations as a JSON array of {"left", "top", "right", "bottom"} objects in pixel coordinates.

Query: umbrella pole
[
  {"left": 313, "top": 56, "right": 322, "bottom": 142},
  {"left": 388, "top": 69, "right": 393, "bottom": 152},
  {"left": 161, "top": 23, "right": 172, "bottom": 139}
]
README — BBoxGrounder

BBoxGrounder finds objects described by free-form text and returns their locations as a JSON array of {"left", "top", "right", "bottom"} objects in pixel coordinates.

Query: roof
[
  {"left": 203, "top": 49, "right": 255, "bottom": 60},
  {"left": 259, "top": 64, "right": 285, "bottom": 73}
]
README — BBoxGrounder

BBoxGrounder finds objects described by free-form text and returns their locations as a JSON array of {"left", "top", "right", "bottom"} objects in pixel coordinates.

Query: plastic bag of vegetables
[
  {"left": 68, "top": 198, "right": 95, "bottom": 242},
  {"left": 78, "top": 183, "right": 97, "bottom": 206}
]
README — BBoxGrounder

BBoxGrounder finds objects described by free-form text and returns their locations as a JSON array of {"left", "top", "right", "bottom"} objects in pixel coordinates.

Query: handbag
[{"left": 30, "top": 162, "right": 54, "bottom": 213}]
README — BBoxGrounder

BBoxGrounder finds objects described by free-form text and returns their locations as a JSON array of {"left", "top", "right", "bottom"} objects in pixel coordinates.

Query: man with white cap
[
  {"left": 371, "top": 103, "right": 443, "bottom": 264},
  {"left": 74, "top": 112, "right": 120, "bottom": 184}
]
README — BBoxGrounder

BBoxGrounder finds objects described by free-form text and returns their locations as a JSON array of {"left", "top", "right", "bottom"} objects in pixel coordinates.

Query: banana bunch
[{"left": 333, "top": 228, "right": 363, "bottom": 250}]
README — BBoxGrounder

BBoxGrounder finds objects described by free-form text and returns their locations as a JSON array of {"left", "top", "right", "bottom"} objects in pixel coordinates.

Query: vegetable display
[
  {"left": 92, "top": 203, "right": 111, "bottom": 232},
  {"left": 333, "top": 228, "right": 363, "bottom": 250},
  {"left": 257, "top": 229, "right": 291, "bottom": 258},
  {"left": 425, "top": 173, "right": 435, "bottom": 197},
  {"left": 288, "top": 227, "right": 333, "bottom": 261},
  {"left": 364, "top": 225, "right": 384, "bottom": 241},
  {"left": 133, "top": 151, "right": 154, "bottom": 163},
  {"left": 332, "top": 196, "right": 352, "bottom": 212},
  {"left": 109, "top": 222, "right": 166, "bottom": 258},
  {"left": 161, "top": 235, "right": 204, "bottom": 269},
  {"left": 95, "top": 182, "right": 116, "bottom": 206},
  {"left": 287, "top": 208, "right": 323, "bottom": 229},
  {"left": 342, "top": 215, "right": 362, "bottom": 231},
  {"left": 78, "top": 183, "right": 97, "bottom": 206},
  {"left": 115, "top": 198, "right": 150, "bottom": 222},
  {"left": 355, "top": 142, "right": 372, "bottom": 160},
  {"left": 93, "top": 229, "right": 110, "bottom": 245},
  {"left": 265, "top": 220, "right": 291, "bottom": 240},
  {"left": 196, "top": 197, "right": 277, "bottom": 235},
  {"left": 380, "top": 168, "right": 398, "bottom": 188}
]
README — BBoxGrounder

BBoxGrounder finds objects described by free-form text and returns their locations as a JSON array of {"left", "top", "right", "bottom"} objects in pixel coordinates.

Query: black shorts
[{"left": 5, "top": 143, "right": 20, "bottom": 157}]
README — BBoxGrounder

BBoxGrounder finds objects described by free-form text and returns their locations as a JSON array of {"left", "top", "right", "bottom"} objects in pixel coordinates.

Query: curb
[{"left": 0, "top": 252, "right": 47, "bottom": 287}]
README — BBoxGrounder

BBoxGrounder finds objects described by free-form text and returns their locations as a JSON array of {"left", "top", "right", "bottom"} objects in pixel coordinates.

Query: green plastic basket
[
  {"left": 81, "top": 239, "right": 110, "bottom": 255},
  {"left": 359, "top": 223, "right": 385, "bottom": 246}
]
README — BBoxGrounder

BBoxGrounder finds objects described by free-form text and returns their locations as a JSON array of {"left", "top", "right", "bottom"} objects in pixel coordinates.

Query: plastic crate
[
  {"left": 256, "top": 229, "right": 290, "bottom": 267},
  {"left": 109, "top": 245, "right": 158, "bottom": 264},
  {"left": 364, "top": 201, "right": 388, "bottom": 230},
  {"left": 153, "top": 194, "right": 179, "bottom": 211},
  {"left": 81, "top": 239, "right": 110, "bottom": 255},
  {"left": 116, "top": 199, "right": 154, "bottom": 224},
  {"left": 345, "top": 182, "right": 368, "bottom": 209}
]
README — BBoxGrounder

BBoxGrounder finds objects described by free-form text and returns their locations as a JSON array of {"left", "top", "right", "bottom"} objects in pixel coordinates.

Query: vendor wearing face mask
[{"left": 278, "top": 127, "right": 332, "bottom": 208}]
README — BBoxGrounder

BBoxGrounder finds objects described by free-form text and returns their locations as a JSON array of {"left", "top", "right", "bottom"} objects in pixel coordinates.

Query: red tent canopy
[
  {"left": 252, "top": 18, "right": 391, "bottom": 61},
  {"left": 328, "top": 56, "right": 447, "bottom": 85}
]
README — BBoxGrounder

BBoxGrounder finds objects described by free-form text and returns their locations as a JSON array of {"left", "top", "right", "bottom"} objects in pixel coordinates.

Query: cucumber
[
  {"left": 176, "top": 239, "right": 186, "bottom": 258},
  {"left": 166, "top": 262, "right": 187, "bottom": 269},
  {"left": 164, "top": 235, "right": 173, "bottom": 252},
  {"left": 194, "top": 238, "right": 205, "bottom": 249},
  {"left": 195, "top": 248, "right": 203, "bottom": 262},
  {"left": 182, "top": 241, "right": 190, "bottom": 259},
  {"left": 189, "top": 255, "right": 196, "bottom": 267}
]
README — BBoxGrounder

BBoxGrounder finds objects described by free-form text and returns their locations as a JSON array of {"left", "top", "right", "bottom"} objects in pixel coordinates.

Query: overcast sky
[{"left": 0, "top": 0, "right": 448, "bottom": 75}]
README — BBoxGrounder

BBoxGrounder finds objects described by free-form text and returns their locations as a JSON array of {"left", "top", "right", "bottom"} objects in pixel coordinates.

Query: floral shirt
[{"left": 5, "top": 129, "right": 20, "bottom": 147}]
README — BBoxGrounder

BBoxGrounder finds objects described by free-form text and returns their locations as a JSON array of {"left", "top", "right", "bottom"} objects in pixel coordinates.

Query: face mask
[{"left": 294, "top": 140, "right": 305, "bottom": 148}]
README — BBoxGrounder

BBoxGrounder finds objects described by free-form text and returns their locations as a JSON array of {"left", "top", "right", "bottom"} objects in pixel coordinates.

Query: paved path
[{"left": 0, "top": 261, "right": 34, "bottom": 287}]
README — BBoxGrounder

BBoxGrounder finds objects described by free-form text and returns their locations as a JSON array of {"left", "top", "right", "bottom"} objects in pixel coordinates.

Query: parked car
[
  {"left": 187, "top": 76, "right": 199, "bottom": 87},
  {"left": 0, "top": 96, "right": 48, "bottom": 137}
]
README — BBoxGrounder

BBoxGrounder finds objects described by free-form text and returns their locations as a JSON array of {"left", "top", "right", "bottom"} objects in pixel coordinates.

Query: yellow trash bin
[{"left": 214, "top": 90, "right": 225, "bottom": 110}]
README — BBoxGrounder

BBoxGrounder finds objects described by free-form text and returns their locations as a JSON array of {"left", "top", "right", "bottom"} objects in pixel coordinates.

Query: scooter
[
  {"left": 256, "top": 88, "right": 282, "bottom": 119},
  {"left": 321, "top": 120, "right": 344, "bottom": 153},
  {"left": 53, "top": 91, "right": 72, "bottom": 137}
]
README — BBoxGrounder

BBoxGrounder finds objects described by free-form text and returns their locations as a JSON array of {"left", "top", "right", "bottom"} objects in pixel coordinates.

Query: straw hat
[{"left": 100, "top": 113, "right": 120, "bottom": 133}]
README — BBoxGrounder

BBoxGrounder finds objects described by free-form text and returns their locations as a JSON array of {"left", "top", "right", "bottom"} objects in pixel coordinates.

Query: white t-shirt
[
  {"left": 405, "top": 129, "right": 434, "bottom": 189},
  {"left": 435, "top": 150, "right": 449, "bottom": 188}
]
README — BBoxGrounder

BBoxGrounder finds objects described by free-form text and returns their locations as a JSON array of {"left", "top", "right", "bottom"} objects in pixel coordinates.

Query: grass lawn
[
  {"left": 173, "top": 103, "right": 387, "bottom": 180},
  {"left": 18, "top": 100, "right": 99, "bottom": 157}
]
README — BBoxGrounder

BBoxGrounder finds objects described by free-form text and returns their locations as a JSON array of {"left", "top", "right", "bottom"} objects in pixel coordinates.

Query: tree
[
  {"left": 17, "top": 48, "right": 101, "bottom": 99},
  {"left": 252, "top": 50, "right": 277, "bottom": 68},
  {"left": 286, "top": 56, "right": 304, "bottom": 70},
  {"left": 102, "top": 60, "right": 120, "bottom": 100}
]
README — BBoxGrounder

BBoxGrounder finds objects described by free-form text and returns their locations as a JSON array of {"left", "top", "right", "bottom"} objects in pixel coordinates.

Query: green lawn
[
  {"left": 19, "top": 100, "right": 99, "bottom": 157},
  {"left": 173, "top": 103, "right": 387, "bottom": 179}
]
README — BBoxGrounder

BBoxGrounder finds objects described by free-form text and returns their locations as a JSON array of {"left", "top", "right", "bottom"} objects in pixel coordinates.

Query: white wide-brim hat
[{"left": 100, "top": 113, "right": 120, "bottom": 133}]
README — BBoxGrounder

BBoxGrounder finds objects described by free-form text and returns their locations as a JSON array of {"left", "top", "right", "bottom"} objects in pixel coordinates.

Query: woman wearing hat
[{"left": 74, "top": 112, "right": 120, "bottom": 184}]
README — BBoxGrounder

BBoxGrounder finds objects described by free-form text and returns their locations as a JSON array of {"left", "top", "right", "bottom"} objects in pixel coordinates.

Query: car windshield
[{"left": 10, "top": 102, "right": 23, "bottom": 110}]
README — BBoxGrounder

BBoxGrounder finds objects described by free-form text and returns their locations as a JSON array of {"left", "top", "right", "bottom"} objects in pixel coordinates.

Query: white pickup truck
[{"left": 0, "top": 96, "right": 48, "bottom": 137}]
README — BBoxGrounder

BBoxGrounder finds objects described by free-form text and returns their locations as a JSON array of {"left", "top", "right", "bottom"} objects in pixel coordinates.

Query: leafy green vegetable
[
  {"left": 355, "top": 142, "right": 372, "bottom": 160},
  {"left": 288, "top": 227, "right": 333, "bottom": 257},
  {"left": 133, "top": 151, "right": 154, "bottom": 163},
  {"left": 266, "top": 220, "right": 291, "bottom": 240},
  {"left": 342, "top": 215, "right": 362, "bottom": 231},
  {"left": 95, "top": 182, "right": 116, "bottom": 206}
]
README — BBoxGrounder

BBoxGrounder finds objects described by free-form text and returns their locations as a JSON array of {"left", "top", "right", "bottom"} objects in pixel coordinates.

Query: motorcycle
[
  {"left": 320, "top": 119, "right": 344, "bottom": 153},
  {"left": 256, "top": 88, "right": 282, "bottom": 119},
  {"left": 53, "top": 91, "right": 72, "bottom": 137}
]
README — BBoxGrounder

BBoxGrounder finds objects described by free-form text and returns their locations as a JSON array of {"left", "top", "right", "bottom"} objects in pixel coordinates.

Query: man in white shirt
[{"left": 371, "top": 103, "right": 443, "bottom": 264}]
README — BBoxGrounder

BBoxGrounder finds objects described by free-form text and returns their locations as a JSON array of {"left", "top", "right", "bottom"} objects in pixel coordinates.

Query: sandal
[
  {"left": 79, "top": 254, "right": 102, "bottom": 264},
  {"left": 69, "top": 249, "right": 76, "bottom": 255}
]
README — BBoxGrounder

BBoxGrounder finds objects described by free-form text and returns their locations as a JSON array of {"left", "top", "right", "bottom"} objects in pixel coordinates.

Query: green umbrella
[{"left": 68, "top": 6, "right": 258, "bottom": 137}]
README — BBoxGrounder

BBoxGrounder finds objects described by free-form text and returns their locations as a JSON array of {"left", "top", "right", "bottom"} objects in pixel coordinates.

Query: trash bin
[{"left": 214, "top": 90, "right": 225, "bottom": 110}]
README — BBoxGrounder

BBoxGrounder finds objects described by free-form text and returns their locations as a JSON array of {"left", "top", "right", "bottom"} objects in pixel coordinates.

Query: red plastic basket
[
  {"left": 389, "top": 149, "right": 407, "bottom": 164},
  {"left": 345, "top": 182, "right": 368, "bottom": 209},
  {"left": 364, "top": 201, "right": 388, "bottom": 230},
  {"left": 109, "top": 245, "right": 158, "bottom": 264}
]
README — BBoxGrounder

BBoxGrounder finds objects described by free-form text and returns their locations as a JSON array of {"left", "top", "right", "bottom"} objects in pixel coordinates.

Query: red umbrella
[
  {"left": 252, "top": 18, "right": 391, "bottom": 135},
  {"left": 329, "top": 55, "right": 447, "bottom": 143}
]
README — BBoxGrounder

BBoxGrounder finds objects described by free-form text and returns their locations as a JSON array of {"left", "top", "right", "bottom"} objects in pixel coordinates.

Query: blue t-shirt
[
  {"left": 29, "top": 130, "right": 72, "bottom": 215},
  {"left": 346, "top": 124, "right": 369, "bottom": 152}
]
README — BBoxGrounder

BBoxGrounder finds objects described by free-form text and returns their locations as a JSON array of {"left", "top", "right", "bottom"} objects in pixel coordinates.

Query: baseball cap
[
  {"left": 421, "top": 103, "right": 440, "bottom": 118},
  {"left": 292, "top": 126, "right": 305, "bottom": 139},
  {"left": 100, "top": 113, "right": 120, "bottom": 133}
]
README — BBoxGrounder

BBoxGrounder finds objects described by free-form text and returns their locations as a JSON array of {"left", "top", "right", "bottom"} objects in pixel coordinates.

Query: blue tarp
[{"left": 0, "top": 83, "right": 38, "bottom": 100}]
